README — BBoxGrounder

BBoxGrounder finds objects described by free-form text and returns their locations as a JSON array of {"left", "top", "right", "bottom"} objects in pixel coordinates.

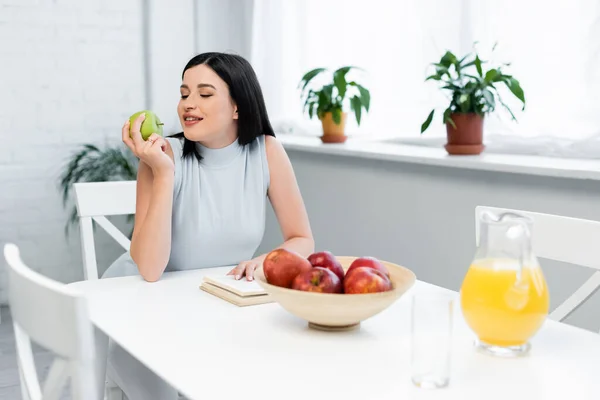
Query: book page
[
  {"left": 203, "top": 274, "right": 266, "bottom": 296},
  {"left": 200, "top": 283, "right": 273, "bottom": 307}
]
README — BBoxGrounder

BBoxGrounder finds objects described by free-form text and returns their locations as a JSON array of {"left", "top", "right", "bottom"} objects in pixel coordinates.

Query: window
[{"left": 251, "top": 0, "right": 600, "bottom": 156}]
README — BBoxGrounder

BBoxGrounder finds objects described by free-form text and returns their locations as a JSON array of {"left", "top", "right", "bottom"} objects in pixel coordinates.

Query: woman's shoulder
[
  {"left": 252, "top": 133, "right": 275, "bottom": 152},
  {"left": 165, "top": 134, "right": 184, "bottom": 155},
  {"left": 245, "top": 134, "right": 279, "bottom": 160},
  {"left": 252, "top": 134, "right": 284, "bottom": 166},
  {"left": 163, "top": 135, "right": 185, "bottom": 196},
  {"left": 263, "top": 134, "right": 285, "bottom": 161},
  {"left": 249, "top": 134, "right": 279, "bottom": 192}
]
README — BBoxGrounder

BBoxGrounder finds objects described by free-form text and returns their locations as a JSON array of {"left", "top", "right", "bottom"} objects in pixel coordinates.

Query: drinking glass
[{"left": 410, "top": 292, "right": 454, "bottom": 389}]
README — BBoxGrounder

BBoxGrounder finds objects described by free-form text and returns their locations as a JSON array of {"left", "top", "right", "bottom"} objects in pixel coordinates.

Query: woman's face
[{"left": 178, "top": 64, "right": 238, "bottom": 147}]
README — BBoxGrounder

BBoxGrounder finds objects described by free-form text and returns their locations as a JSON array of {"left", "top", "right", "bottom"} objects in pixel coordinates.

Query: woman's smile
[{"left": 182, "top": 112, "right": 204, "bottom": 126}]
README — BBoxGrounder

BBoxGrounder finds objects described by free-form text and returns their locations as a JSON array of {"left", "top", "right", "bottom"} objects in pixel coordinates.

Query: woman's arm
[
  {"left": 122, "top": 115, "right": 176, "bottom": 282},
  {"left": 262, "top": 135, "right": 314, "bottom": 256},
  {"left": 129, "top": 160, "right": 174, "bottom": 282},
  {"left": 229, "top": 135, "right": 314, "bottom": 280}
]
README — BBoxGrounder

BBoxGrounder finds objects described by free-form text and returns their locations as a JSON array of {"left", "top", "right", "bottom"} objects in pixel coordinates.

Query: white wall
[
  {"left": 0, "top": 0, "right": 145, "bottom": 303},
  {"left": 148, "top": 0, "right": 255, "bottom": 135},
  {"left": 0, "top": 0, "right": 254, "bottom": 303},
  {"left": 257, "top": 149, "right": 600, "bottom": 333},
  {"left": 195, "top": 0, "right": 254, "bottom": 59},
  {"left": 146, "top": 0, "right": 196, "bottom": 134}
]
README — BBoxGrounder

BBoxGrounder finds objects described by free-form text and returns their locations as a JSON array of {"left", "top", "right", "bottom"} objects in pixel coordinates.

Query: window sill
[{"left": 276, "top": 133, "right": 600, "bottom": 181}]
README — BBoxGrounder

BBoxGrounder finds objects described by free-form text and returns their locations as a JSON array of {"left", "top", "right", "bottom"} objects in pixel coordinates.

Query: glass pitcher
[{"left": 460, "top": 210, "right": 549, "bottom": 357}]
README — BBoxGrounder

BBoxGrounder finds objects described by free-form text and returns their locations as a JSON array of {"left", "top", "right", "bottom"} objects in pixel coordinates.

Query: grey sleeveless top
[{"left": 102, "top": 135, "right": 270, "bottom": 278}]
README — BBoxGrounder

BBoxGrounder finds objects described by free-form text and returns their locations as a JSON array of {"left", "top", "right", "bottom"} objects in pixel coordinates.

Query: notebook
[{"left": 199, "top": 274, "right": 273, "bottom": 307}]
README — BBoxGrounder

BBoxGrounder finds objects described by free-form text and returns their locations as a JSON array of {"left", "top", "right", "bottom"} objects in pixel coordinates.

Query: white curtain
[
  {"left": 468, "top": 0, "right": 600, "bottom": 141},
  {"left": 250, "top": 0, "right": 600, "bottom": 155}
]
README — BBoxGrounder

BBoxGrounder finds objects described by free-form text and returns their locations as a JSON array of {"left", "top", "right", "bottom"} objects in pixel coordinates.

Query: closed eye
[{"left": 180, "top": 94, "right": 212, "bottom": 99}]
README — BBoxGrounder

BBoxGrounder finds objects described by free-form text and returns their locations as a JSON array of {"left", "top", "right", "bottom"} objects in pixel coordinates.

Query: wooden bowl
[{"left": 254, "top": 256, "right": 416, "bottom": 331}]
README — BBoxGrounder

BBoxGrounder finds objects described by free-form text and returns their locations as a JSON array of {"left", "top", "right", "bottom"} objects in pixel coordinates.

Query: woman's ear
[{"left": 233, "top": 106, "right": 239, "bottom": 120}]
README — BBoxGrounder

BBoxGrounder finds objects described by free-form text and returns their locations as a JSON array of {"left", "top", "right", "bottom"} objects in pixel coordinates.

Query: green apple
[{"left": 129, "top": 110, "right": 164, "bottom": 141}]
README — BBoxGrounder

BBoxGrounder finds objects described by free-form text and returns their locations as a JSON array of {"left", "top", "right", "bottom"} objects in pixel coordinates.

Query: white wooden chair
[
  {"left": 73, "top": 181, "right": 137, "bottom": 400},
  {"left": 73, "top": 181, "right": 137, "bottom": 280},
  {"left": 4, "top": 243, "right": 99, "bottom": 400},
  {"left": 476, "top": 206, "right": 600, "bottom": 332}
]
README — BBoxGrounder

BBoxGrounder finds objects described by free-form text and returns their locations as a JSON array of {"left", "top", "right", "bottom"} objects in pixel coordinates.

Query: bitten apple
[
  {"left": 346, "top": 256, "right": 389, "bottom": 278},
  {"left": 263, "top": 248, "right": 312, "bottom": 288},
  {"left": 307, "top": 251, "right": 344, "bottom": 282},
  {"left": 292, "top": 267, "right": 343, "bottom": 293},
  {"left": 344, "top": 266, "right": 393, "bottom": 294}
]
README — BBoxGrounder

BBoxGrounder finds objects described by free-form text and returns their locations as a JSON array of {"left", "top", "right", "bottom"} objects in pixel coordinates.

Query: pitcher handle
[{"left": 495, "top": 212, "right": 533, "bottom": 281}]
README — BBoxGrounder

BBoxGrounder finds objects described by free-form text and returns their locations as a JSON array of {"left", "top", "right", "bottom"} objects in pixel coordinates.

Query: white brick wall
[
  {"left": 0, "top": 0, "right": 145, "bottom": 303},
  {"left": 0, "top": 0, "right": 253, "bottom": 304}
]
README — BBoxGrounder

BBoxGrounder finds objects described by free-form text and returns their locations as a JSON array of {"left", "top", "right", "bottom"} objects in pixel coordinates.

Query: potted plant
[
  {"left": 420, "top": 46, "right": 526, "bottom": 155},
  {"left": 58, "top": 143, "right": 138, "bottom": 236},
  {"left": 299, "top": 66, "right": 370, "bottom": 143}
]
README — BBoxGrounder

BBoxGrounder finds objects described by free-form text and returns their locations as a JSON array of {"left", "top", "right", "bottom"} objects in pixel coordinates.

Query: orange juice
[{"left": 460, "top": 258, "right": 549, "bottom": 347}]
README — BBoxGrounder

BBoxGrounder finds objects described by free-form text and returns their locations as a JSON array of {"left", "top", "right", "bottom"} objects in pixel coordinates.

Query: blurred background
[{"left": 2, "top": 0, "right": 600, "bottom": 328}]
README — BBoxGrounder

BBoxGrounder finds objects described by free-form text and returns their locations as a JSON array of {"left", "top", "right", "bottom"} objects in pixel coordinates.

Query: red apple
[
  {"left": 263, "top": 249, "right": 313, "bottom": 288},
  {"left": 344, "top": 266, "right": 393, "bottom": 294},
  {"left": 346, "top": 256, "right": 389, "bottom": 278},
  {"left": 307, "top": 251, "right": 345, "bottom": 282},
  {"left": 291, "top": 267, "right": 343, "bottom": 294}
]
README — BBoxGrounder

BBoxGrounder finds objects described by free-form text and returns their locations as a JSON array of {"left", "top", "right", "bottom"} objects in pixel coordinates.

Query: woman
[{"left": 104, "top": 52, "right": 314, "bottom": 400}]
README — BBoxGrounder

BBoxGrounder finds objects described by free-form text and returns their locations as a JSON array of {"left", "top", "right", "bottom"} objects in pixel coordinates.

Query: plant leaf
[
  {"left": 458, "top": 93, "right": 471, "bottom": 113},
  {"left": 317, "top": 84, "right": 334, "bottom": 112},
  {"left": 442, "top": 84, "right": 461, "bottom": 91},
  {"left": 347, "top": 81, "right": 371, "bottom": 112},
  {"left": 483, "top": 89, "right": 495, "bottom": 110},
  {"left": 440, "top": 51, "right": 457, "bottom": 68},
  {"left": 356, "top": 84, "right": 370, "bottom": 112},
  {"left": 475, "top": 55, "right": 483, "bottom": 77},
  {"left": 303, "top": 90, "right": 313, "bottom": 113},
  {"left": 504, "top": 77, "right": 525, "bottom": 108},
  {"left": 434, "top": 64, "right": 449, "bottom": 77},
  {"left": 464, "top": 74, "right": 486, "bottom": 88},
  {"left": 351, "top": 96, "right": 362, "bottom": 126},
  {"left": 443, "top": 108, "right": 456, "bottom": 129},
  {"left": 458, "top": 53, "right": 472, "bottom": 66},
  {"left": 484, "top": 69, "right": 498, "bottom": 83},
  {"left": 496, "top": 92, "right": 518, "bottom": 121},
  {"left": 57, "top": 143, "right": 138, "bottom": 237},
  {"left": 299, "top": 67, "right": 326, "bottom": 91},
  {"left": 335, "top": 65, "right": 362, "bottom": 73},
  {"left": 333, "top": 67, "right": 349, "bottom": 100},
  {"left": 460, "top": 60, "right": 476, "bottom": 69},
  {"left": 332, "top": 108, "right": 342, "bottom": 124},
  {"left": 420, "top": 110, "right": 435, "bottom": 134}
]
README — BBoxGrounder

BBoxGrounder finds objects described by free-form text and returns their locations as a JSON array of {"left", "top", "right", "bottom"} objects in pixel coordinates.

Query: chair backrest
[
  {"left": 475, "top": 206, "right": 600, "bottom": 329},
  {"left": 4, "top": 243, "right": 98, "bottom": 400},
  {"left": 73, "top": 181, "right": 137, "bottom": 280}
]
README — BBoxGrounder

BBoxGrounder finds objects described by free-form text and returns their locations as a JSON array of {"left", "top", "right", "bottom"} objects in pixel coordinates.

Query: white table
[{"left": 70, "top": 267, "right": 600, "bottom": 400}]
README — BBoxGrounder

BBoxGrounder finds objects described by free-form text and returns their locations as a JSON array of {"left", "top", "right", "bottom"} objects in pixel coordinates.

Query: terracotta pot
[
  {"left": 319, "top": 111, "right": 348, "bottom": 143},
  {"left": 445, "top": 113, "right": 485, "bottom": 155}
]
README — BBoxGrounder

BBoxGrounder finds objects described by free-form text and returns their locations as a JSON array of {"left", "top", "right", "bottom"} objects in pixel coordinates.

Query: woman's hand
[
  {"left": 122, "top": 113, "right": 174, "bottom": 176},
  {"left": 227, "top": 254, "right": 267, "bottom": 281}
]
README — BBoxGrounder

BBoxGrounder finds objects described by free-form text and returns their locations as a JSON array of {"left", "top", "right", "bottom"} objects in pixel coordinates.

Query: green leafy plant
[
  {"left": 299, "top": 66, "right": 371, "bottom": 125},
  {"left": 58, "top": 144, "right": 138, "bottom": 236},
  {"left": 420, "top": 45, "right": 525, "bottom": 134}
]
